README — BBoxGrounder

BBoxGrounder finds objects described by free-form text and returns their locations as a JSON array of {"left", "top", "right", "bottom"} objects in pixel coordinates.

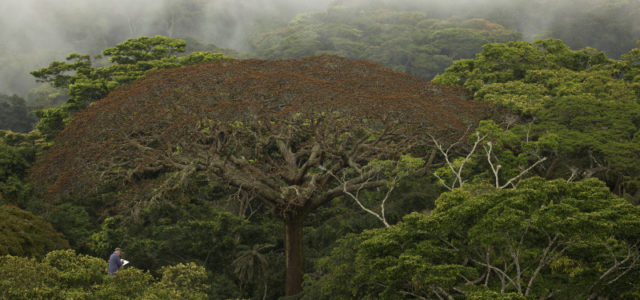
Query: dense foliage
[
  {"left": 30, "top": 55, "right": 499, "bottom": 295},
  {"left": 0, "top": 94, "right": 37, "bottom": 132},
  {"left": 331, "top": 0, "right": 640, "bottom": 59},
  {"left": 0, "top": 205, "right": 68, "bottom": 258},
  {"left": 1, "top": 249, "right": 209, "bottom": 300},
  {"left": 434, "top": 39, "right": 640, "bottom": 203},
  {"left": 304, "top": 178, "right": 640, "bottom": 299},
  {"left": 1, "top": 3, "right": 640, "bottom": 298},
  {"left": 0, "top": 130, "right": 41, "bottom": 207},
  {"left": 30, "top": 36, "right": 229, "bottom": 140},
  {"left": 251, "top": 7, "right": 520, "bottom": 81}
]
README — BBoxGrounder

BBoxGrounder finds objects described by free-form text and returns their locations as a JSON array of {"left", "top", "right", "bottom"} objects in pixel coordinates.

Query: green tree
[
  {"left": 330, "top": 0, "right": 640, "bottom": 59},
  {"left": 0, "top": 205, "right": 68, "bottom": 258},
  {"left": 251, "top": 7, "right": 520, "bottom": 81},
  {"left": 39, "top": 170, "right": 267, "bottom": 298},
  {"left": 153, "top": 262, "right": 210, "bottom": 299},
  {"left": 304, "top": 177, "right": 640, "bottom": 299},
  {"left": 0, "top": 131, "right": 40, "bottom": 206},
  {"left": 42, "top": 249, "right": 105, "bottom": 290},
  {"left": 1, "top": 249, "right": 210, "bottom": 300},
  {"left": 0, "top": 255, "right": 63, "bottom": 300},
  {"left": 0, "top": 94, "right": 36, "bottom": 133},
  {"left": 89, "top": 204, "right": 246, "bottom": 275},
  {"left": 30, "top": 56, "right": 495, "bottom": 296},
  {"left": 25, "top": 83, "right": 69, "bottom": 109},
  {"left": 434, "top": 39, "right": 640, "bottom": 203},
  {"left": 30, "top": 36, "right": 229, "bottom": 140},
  {"left": 46, "top": 203, "right": 93, "bottom": 252}
]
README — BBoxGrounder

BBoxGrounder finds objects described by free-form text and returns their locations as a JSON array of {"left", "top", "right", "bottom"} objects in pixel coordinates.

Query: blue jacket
[{"left": 108, "top": 252, "right": 123, "bottom": 275}]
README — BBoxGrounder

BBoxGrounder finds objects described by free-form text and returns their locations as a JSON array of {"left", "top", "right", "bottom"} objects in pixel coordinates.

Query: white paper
[{"left": 122, "top": 259, "right": 129, "bottom": 266}]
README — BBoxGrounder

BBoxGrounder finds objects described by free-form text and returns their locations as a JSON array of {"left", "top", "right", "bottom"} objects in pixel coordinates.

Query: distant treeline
[{"left": 1, "top": 0, "right": 639, "bottom": 97}]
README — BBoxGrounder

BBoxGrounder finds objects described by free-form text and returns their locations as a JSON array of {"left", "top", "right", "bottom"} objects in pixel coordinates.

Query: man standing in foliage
[{"left": 108, "top": 247, "right": 123, "bottom": 276}]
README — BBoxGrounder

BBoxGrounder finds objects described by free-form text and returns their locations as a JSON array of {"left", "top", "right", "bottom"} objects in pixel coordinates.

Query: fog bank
[{"left": 0, "top": 0, "right": 333, "bottom": 96}]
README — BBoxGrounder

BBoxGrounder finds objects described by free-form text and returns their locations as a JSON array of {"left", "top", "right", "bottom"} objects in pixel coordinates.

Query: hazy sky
[
  {"left": 0, "top": 0, "right": 334, "bottom": 96},
  {"left": 1, "top": 0, "right": 637, "bottom": 97}
]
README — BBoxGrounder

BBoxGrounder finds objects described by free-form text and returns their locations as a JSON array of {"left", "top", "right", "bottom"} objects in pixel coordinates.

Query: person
[{"left": 108, "top": 247, "right": 124, "bottom": 276}]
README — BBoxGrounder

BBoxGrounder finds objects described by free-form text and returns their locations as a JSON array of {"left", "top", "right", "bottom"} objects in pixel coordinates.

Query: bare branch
[
  {"left": 399, "top": 290, "right": 429, "bottom": 300},
  {"left": 434, "top": 285, "right": 455, "bottom": 300},
  {"left": 430, "top": 131, "right": 485, "bottom": 189},
  {"left": 567, "top": 166, "right": 579, "bottom": 182},
  {"left": 470, "top": 257, "right": 519, "bottom": 292},
  {"left": 325, "top": 167, "right": 393, "bottom": 227},
  {"left": 589, "top": 241, "right": 640, "bottom": 292},
  {"left": 499, "top": 157, "right": 547, "bottom": 189},
  {"left": 485, "top": 141, "right": 547, "bottom": 189},
  {"left": 484, "top": 141, "right": 501, "bottom": 188},
  {"left": 433, "top": 172, "right": 453, "bottom": 191},
  {"left": 525, "top": 233, "right": 568, "bottom": 296}
]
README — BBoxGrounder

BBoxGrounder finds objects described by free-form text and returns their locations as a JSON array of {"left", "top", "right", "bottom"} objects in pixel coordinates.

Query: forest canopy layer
[
  {"left": 1, "top": 1, "right": 639, "bottom": 298},
  {"left": 29, "top": 55, "right": 500, "bottom": 295}
]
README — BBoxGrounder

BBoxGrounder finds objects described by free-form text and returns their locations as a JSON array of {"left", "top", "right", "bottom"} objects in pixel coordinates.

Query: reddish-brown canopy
[{"left": 30, "top": 55, "right": 498, "bottom": 215}]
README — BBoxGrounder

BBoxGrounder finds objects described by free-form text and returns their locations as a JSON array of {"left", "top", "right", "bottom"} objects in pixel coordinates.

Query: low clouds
[
  {"left": 1, "top": 0, "right": 637, "bottom": 96},
  {"left": 0, "top": 0, "right": 333, "bottom": 96}
]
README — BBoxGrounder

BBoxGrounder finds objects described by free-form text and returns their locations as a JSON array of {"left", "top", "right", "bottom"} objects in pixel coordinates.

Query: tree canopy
[
  {"left": 2, "top": 5, "right": 639, "bottom": 298},
  {"left": 0, "top": 94, "right": 36, "bottom": 133},
  {"left": 30, "top": 55, "right": 499, "bottom": 295},
  {"left": 1, "top": 249, "right": 209, "bottom": 300},
  {"left": 304, "top": 177, "right": 640, "bottom": 299},
  {"left": 434, "top": 39, "right": 640, "bottom": 203},
  {"left": 30, "top": 35, "right": 229, "bottom": 140},
  {"left": 0, "top": 130, "right": 42, "bottom": 207},
  {"left": 0, "top": 205, "right": 68, "bottom": 258},
  {"left": 251, "top": 7, "right": 521, "bottom": 81}
]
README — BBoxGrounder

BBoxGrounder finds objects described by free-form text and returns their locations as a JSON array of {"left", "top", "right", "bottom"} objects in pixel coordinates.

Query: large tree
[
  {"left": 434, "top": 39, "right": 640, "bottom": 203},
  {"left": 31, "top": 55, "right": 498, "bottom": 295},
  {"left": 0, "top": 130, "right": 41, "bottom": 207},
  {"left": 304, "top": 177, "right": 640, "bottom": 299}
]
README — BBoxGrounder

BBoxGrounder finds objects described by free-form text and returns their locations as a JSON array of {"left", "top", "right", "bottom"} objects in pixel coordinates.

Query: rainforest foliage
[
  {"left": 28, "top": 55, "right": 498, "bottom": 296},
  {"left": 1, "top": 249, "right": 210, "bottom": 300},
  {"left": 1, "top": 2, "right": 640, "bottom": 298},
  {"left": 0, "top": 94, "right": 37, "bottom": 133},
  {"left": 30, "top": 36, "right": 229, "bottom": 140},
  {"left": 434, "top": 39, "right": 640, "bottom": 204},
  {"left": 250, "top": 7, "right": 521, "bottom": 81},
  {"left": 304, "top": 178, "right": 640, "bottom": 299}
]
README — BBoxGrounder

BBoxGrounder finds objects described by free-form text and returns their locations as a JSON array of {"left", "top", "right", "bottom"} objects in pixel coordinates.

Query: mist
[
  {"left": 0, "top": 0, "right": 334, "bottom": 97},
  {"left": 1, "top": 0, "right": 638, "bottom": 98}
]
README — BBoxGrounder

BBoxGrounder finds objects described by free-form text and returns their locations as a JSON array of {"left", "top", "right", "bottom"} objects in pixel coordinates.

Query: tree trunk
[{"left": 284, "top": 214, "right": 304, "bottom": 296}]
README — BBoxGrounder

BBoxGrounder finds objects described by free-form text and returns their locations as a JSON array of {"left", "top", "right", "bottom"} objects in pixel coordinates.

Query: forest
[{"left": 1, "top": 0, "right": 639, "bottom": 299}]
